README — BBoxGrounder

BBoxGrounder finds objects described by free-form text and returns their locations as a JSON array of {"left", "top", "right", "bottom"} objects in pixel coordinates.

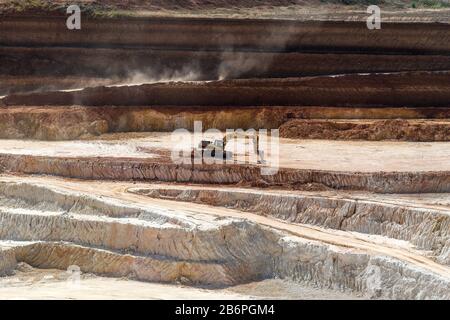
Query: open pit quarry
[{"left": 0, "top": 9, "right": 449, "bottom": 300}]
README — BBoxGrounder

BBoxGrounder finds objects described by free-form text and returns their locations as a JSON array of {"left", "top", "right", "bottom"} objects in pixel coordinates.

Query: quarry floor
[
  {"left": 0, "top": 265, "right": 360, "bottom": 300},
  {"left": 0, "top": 132, "right": 449, "bottom": 172}
]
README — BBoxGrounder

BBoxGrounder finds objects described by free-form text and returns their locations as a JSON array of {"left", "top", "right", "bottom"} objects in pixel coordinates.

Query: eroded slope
[{"left": 0, "top": 175, "right": 449, "bottom": 299}]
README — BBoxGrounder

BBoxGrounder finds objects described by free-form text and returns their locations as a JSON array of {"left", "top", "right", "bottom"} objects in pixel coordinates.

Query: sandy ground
[
  {"left": 0, "top": 132, "right": 449, "bottom": 172},
  {"left": 0, "top": 265, "right": 361, "bottom": 300}
]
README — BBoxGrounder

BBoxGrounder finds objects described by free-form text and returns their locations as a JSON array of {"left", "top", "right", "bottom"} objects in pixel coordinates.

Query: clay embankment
[
  {"left": 279, "top": 119, "right": 450, "bottom": 141},
  {"left": 2, "top": 72, "right": 449, "bottom": 141},
  {"left": 1, "top": 16, "right": 450, "bottom": 95},
  {"left": 2, "top": 47, "right": 450, "bottom": 95},
  {"left": 2, "top": 107, "right": 450, "bottom": 141},
  {"left": 1, "top": 17, "right": 449, "bottom": 53},
  {"left": 3, "top": 72, "right": 450, "bottom": 108}
]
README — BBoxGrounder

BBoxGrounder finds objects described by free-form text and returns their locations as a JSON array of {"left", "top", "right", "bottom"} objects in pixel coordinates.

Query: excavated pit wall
[
  {"left": 0, "top": 106, "right": 288, "bottom": 140},
  {"left": 130, "top": 187, "right": 450, "bottom": 264},
  {"left": 2, "top": 16, "right": 450, "bottom": 96},
  {"left": 0, "top": 181, "right": 449, "bottom": 299},
  {"left": 1, "top": 16, "right": 449, "bottom": 54},
  {"left": 274, "top": 248, "right": 449, "bottom": 300},
  {"left": 0, "top": 154, "right": 449, "bottom": 193},
  {"left": 5, "top": 239, "right": 449, "bottom": 299},
  {"left": 3, "top": 73, "right": 450, "bottom": 108},
  {"left": 0, "top": 182, "right": 280, "bottom": 284},
  {"left": 1, "top": 107, "right": 450, "bottom": 141},
  {"left": 279, "top": 119, "right": 450, "bottom": 141},
  {"left": 3, "top": 47, "right": 450, "bottom": 95}
]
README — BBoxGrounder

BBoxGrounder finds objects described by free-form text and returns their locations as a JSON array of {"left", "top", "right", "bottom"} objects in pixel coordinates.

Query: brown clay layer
[
  {"left": 3, "top": 72, "right": 450, "bottom": 108},
  {"left": 1, "top": 16, "right": 449, "bottom": 54},
  {"left": 1, "top": 106, "right": 450, "bottom": 141},
  {"left": 2, "top": 46, "right": 450, "bottom": 95}
]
